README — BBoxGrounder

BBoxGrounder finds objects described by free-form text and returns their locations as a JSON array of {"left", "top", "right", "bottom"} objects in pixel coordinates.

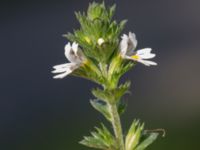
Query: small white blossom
[
  {"left": 52, "top": 42, "right": 85, "bottom": 79},
  {"left": 120, "top": 32, "right": 137, "bottom": 57},
  {"left": 97, "top": 38, "right": 105, "bottom": 46},
  {"left": 120, "top": 32, "right": 157, "bottom": 66}
]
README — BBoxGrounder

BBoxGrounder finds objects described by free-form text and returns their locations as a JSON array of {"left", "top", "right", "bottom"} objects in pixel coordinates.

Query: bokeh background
[{"left": 1, "top": 0, "right": 200, "bottom": 149}]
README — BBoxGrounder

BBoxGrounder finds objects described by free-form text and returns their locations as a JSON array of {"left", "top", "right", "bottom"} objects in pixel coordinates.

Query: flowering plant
[{"left": 52, "top": 2, "right": 162, "bottom": 150}]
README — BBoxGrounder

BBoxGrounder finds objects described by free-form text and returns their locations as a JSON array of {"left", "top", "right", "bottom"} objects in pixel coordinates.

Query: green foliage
[
  {"left": 72, "top": 59, "right": 104, "bottom": 84},
  {"left": 135, "top": 132, "right": 159, "bottom": 150},
  {"left": 90, "top": 98, "right": 127, "bottom": 122},
  {"left": 80, "top": 124, "right": 117, "bottom": 150},
  {"left": 87, "top": 2, "right": 116, "bottom": 21},
  {"left": 125, "top": 120, "right": 144, "bottom": 150},
  {"left": 125, "top": 120, "right": 159, "bottom": 150},
  {"left": 90, "top": 99, "right": 111, "bottom": 122},
  {"left": 92, "top": 81, "right": 131, "bottom": 103},
  {"left": 108, "top": 55, "right": 134, "bottom": 88},
  {"left": 63, "top": 2, "right": 127, "bottom": 63}
]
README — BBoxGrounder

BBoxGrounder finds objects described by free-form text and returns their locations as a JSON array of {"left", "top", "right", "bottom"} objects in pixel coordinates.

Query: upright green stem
[
  {"left": 100, "top": 62, "right": 125, "bottom": 150},
  {"left": 108, "top": 102, "right": 125, "bottom": 150}
]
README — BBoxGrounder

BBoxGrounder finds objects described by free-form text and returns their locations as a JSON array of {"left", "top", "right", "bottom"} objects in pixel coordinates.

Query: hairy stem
[
  {"left": 108, "top": 103, "right": 125, "bottom": 150},
  {"left": 100, "top": 62, "right": 124, "bottom": 150}
]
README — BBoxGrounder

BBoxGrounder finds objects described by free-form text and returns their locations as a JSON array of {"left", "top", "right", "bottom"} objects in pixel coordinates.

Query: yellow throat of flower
[{"left": 131, "top": 55, "right": 140, "bottom": 60}]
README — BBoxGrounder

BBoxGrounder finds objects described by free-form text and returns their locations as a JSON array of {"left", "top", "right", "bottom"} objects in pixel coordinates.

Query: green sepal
[
  {"left": 90, "top": 99, "right": 111, "bottom": 122},
  {"left": 125, "top": 120, "right": 144, "bottom": 150},
  {"left": 135, "top": 132, "right": 159, "bottom": 150},
  {"left": 79, "top": 124, "right": 117, "bottom": 150}
]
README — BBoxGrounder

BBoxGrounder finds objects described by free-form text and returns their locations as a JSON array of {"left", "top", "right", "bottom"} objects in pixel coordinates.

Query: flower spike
[{"left": 52, "top": 2, "right": 161, "bottom": 150}]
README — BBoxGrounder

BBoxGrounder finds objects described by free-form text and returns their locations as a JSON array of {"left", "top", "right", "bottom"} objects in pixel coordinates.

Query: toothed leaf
[
  {"left": 125, "top": 120, "right": 144, "bottom": 150},
  {"left": 90, "top": 99, "right": 111, "bottom": 121},
  {"left": 135, "top": 132, "right": 159, "bottom": 150},
  {"left": 80, "top": 124, "right": 117, "bottom": 150}
]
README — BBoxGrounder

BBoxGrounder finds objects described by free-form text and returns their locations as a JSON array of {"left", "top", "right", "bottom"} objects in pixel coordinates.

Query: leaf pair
[{"left": 92, "top": 81, "right": 131, "bottom": 103}]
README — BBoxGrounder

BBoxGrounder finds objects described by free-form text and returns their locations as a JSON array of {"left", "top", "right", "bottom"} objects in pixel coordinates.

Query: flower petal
[
  {"left": 72, "top": 42, "right": 79, "bottom": 54},
  {"left": 120, "top": 34, "right": 129, "bottom": 56},
  {"left": 52, "top": 63, "right": 79, "bottom": 79},
  {"left": 120, "top": 32, "right": 138, "bottom": 57},
  {"left": 52, "top": 67, "right": 69, "bottom": 73},
  {"left": 136, "top": 48, "right": 152, "bottom": 55},
  {"left": 53, "top": 70, "right": 73, "bottom": 79},
  {"left": 52, "top": 63, "right": 74, "bottom": 73},
  {"left": 129, "top": 32, "right": 137, "bottom": 49},
  {"left": 64, "top": 42, "right": 83, "bottom": 63},
  {"left": 139, "top": 53, "right": 156, "bottom": 59},
  {"left": 137, "top": 59, "right": 157, "bottom": 66},
  {"left": 136, "top": 48, "right": 156, "bottom": 59},
  {"left": 64, "top": 42, "right": 72, "bottom": 59},
  {"left": 53, "top": 63, "right": 71, "bottom": 69},
  {"left": 124, "top": 54, "right": 157, "bottom": 66}
]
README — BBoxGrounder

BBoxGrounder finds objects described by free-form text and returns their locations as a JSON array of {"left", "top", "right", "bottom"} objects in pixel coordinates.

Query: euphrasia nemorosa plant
[{"left": 52, "top": 2, "right": 163, "bottom": 150}]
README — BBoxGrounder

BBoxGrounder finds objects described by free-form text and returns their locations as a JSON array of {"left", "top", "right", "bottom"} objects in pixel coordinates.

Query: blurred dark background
[{"left": 1, "top": 0, "right": 200, "bottom": 149}]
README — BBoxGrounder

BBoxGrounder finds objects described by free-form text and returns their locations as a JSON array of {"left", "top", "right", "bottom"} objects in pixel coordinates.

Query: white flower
[
  {"left": 97, "top": 38, "right": 105, "bottom": 46},
  {"left": 120, "top": 32, "right": 137, "bottom": 57},
  {"left": 120, "top": 32, "right": 157, "bottom": 66},
  {"left": 52, "top": 42, "right": 85, "bottom": 79}
]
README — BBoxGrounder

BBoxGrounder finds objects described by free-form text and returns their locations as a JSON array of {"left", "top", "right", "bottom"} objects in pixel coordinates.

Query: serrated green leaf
[
  {"left": 135, "top": 132, "right": 159, "bottom": 150},
  {"left": 80, "top": 124, "right": 117, "bottom": 150},
  {"left": 92, "top": 88, "right": 110, "bottom": 102},
  {"left": 90, "top": 99, "right": 111, "bottom": 121},
  {"left": 92, "top": 81, "right": 130, "bottom": 103},
  {"left": 114, "top": 81, "right": 131, "bottom": 100},
  {"left": 125, "top": 120, "right": 144, "bottom": 150}
]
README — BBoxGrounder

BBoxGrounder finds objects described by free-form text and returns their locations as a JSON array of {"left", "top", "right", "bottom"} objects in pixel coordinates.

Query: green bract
[{"left": 53, "top": 2, "right": 161, "bottom": 150}]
